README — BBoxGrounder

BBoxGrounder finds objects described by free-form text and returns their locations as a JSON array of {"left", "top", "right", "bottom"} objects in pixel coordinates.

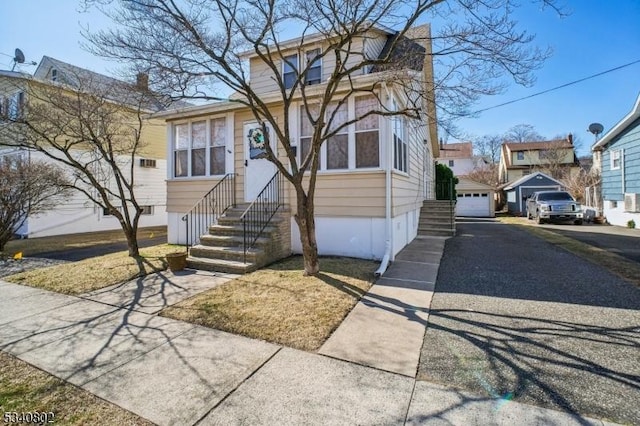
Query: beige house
[
  {"left": 156, "top": 25, "right": 439, "bottom": 272},
  {"left": 498, "top": 135, "right": 580, "bottom": 184}
]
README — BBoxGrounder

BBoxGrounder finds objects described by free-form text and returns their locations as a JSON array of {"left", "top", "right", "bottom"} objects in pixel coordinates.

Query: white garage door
[{"left": 456, "top": 192, "right": 491, "bottom": 217}]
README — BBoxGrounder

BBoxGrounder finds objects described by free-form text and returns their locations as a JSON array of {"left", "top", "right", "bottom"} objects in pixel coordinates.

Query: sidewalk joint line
[
  {"left": 193, "top": 347, "right": 283, "bottom": 425},
  {"left": 403, "top": 379, "right": 419, "bottom": 425},
  {"left": 377, "top": 277, "right": 434, "bottom": 284},
  {"left": 316, "top": 352, "right": 416, "bottom": 379},
  {"left": 393, "top": 259, "right": 440, "bottom": 266}
]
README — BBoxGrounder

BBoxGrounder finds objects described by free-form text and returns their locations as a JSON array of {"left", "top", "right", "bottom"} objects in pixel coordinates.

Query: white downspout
[
  {"left": 621, "top": 149, "right": 626, "bottom": 194},
  {"left": 375, "top": 83, "right": 393, "bottom": 277}
]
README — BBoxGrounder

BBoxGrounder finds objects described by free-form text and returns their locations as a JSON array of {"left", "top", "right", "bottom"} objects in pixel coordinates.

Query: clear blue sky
[{"left": 1, "top": 1, "right": 638, "bottom": 156}]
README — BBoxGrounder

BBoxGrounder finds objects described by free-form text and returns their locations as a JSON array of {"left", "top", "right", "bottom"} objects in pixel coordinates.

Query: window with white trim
[
  {"left": 8, "top": 92, "right": 24, "bottom": 120},
  {"left": 173, "top": 117, "right": 228, "bottom": 177},
  {"left": 305, "top": 49, "right": 321, "bottom": 85},
  {"left": 299, "top": 95, "right": 383, "bottom": 171},
  {"left": 516, "top": 151, "right": 524, "bottom": 160},
  {"left": 610, "top": 150, "right": 621, "bottom": 170},
  {"left": 326, "top": 101, "right": 349, "bottom": 169},
  {"left": 393, "top": 107, "right": 407, "bottom": 173},
  {"left": 140, "top": 205, "right": 153, "bottom": 215},
  {"left": 354, "top": 96, "right": 379, "bottom": 168},
  {"left": 448, "top": 160, "right": 454, "bottom": 167},
  {"left": 299, "top": 104, "right": 319, "bottom": 164},
  {"left": 283, "top": 54, "right": 298, "bottom": 90}
]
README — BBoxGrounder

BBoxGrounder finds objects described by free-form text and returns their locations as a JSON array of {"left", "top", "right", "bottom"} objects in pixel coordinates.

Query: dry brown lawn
[
  {"left": 2, "top": 226, "right": 166, "bottom": 257},
  {"left": 0, "top": 351, "right": 151, "bottom": 425},
  {"left": 162, "top": 256, "right": 376, "bottom": 351},
  {"left": 3, "top": 245, "right": 180, "bottom": 295},
  {"left": 497, "top": 217, "right": 640, "bottom": 287}
]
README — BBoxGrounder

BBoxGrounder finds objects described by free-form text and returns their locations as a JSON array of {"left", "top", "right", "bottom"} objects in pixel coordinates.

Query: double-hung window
[
  {"left": 173, "top": 118, "right": 228, "bottom": 177},
  {"left": 191, "top": 121, "right": 206, "bottom": 176},
  {"left": 210, "top": 118, "right": 226, "bottom": 175},
  {"left": 610, "top": 150, "right": 621, "bottom": 170},
  {"left": 305, "top": 49, "right": 321, "bottom": 85},
  {"left": 300, "top": 105, "right": 319, "bottom": 164},
  {"left": 326, "top": 102, "right": 349, "bottom": 169},
  {"left": 283, "top": 54, "right": 298, "bottom": 90},
  {"left": 354, "top": 96, "right": 379, "bottom": 168},
  {"left": 393, "top": 112, "right": 407, "bottom": 173}
]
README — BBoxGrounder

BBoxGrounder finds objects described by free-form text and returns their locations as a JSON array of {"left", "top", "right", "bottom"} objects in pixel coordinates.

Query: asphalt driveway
[{"left": 417, "top": 220, "right": 640, "bottom": 425}]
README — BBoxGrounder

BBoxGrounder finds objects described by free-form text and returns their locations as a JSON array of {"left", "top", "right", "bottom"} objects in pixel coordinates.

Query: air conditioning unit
[
  {"left": 624, "top": 193, "right": 640, "bottom": 212},
  {"left": 139, "top": 158, "right": 157, "bottom": 168}
]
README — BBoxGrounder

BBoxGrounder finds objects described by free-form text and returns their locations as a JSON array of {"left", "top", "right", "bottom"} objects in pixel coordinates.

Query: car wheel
[
  {"left": 536, "top": 213, "right": 544, "bottom": 225},
  {"left": 574, "top": 219, "right": 583, "bottom": 225},
  {"left": 527, "top": 210, "right": 532, "bottom": 220}
]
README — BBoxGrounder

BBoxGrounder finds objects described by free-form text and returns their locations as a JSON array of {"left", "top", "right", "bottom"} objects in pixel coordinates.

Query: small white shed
[{"left": 455, "top": 177, "right": 496, "bottom": 217}]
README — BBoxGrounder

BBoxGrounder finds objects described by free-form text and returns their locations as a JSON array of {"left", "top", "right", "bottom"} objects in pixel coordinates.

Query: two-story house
[
  {"left": 498, "top": 135, "right": 580, "bottom": 184},
  {"left": 155, "top": 25, "right": 439, "bottom": 273},
  {"left": 592, "top": 93, "right": 640, "bottom": 228},
  {"left": 436, "top": 142, "right": 476, "bottom": 176},
  {"left": 0, "top": 57, "right": 171, "bottom": 238}
]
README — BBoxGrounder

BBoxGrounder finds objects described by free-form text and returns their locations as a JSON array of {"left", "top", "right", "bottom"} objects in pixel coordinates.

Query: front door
[{"left": 244, "top": 122, "right": 277, "bottom": 201}]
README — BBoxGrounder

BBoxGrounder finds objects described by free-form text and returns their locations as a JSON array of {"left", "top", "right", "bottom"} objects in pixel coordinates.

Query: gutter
[{"left": 375, "top": 83, "right": 393, "bottom": 277}]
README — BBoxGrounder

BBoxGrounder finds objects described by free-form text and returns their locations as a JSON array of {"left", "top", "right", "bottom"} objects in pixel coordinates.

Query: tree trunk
[
  {"left": 293, "top": 185, "right": 320, "bottom": 276},
  {"left": 122, "top": 225, "right": 146, "bottom": 275}
]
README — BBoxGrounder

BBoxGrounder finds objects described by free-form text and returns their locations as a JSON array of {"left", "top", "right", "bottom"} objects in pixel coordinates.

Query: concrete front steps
[
  {"left": 186, "top": 204, "right": 291, "bottom": 274},
  {"left": 418, "top": 200, "right": 456, "bottom": 237}
]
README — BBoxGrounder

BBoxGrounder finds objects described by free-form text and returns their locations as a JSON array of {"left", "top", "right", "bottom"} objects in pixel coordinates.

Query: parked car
[{"left": 526, "top": 191, "right": 583, "bottom": 225}]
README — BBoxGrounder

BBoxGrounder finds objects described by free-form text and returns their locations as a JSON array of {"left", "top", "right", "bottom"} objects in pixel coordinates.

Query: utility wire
[{"left": 471, "top": 58, "right": 640, "bottom": 115}]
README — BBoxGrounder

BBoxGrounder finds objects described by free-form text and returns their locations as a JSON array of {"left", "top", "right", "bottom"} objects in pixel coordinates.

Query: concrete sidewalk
[
  {"left": 319, "top": 236, "right": 446, "bottom": 377},
  {"left": 0, "top": 263, "right": 617, "bottom": 425}
]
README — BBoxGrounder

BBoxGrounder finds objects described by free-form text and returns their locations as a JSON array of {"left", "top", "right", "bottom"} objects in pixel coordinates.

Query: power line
[{"left": 471, "top": 58, "right": 640, "bottom": 115}]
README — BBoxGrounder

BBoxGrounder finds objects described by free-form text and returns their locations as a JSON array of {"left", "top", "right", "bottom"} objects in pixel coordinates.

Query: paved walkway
[{"left": 0, "top": 240, "right": 617, "bottom": 425}]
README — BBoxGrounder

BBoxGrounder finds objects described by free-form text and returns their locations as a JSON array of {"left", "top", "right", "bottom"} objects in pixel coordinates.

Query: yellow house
[
  {"left": 155, "top": 25, "right": 440, "bottom": 272},
  {"left": 0, "top": 57, "right": 171, "bottom": 237},
  {"left": 498, "top": 135, "right": 581, "bottom": 184}
]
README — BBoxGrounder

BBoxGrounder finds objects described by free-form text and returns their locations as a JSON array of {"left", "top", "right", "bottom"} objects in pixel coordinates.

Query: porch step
[
  {"left": 199, "top": 234, "right": 271, "bottom": 248},
  {"left": 186, "top": 256, "right": 257, "bottom": 274},
  {"left": 418, "top": 221, "right": 455, "bottom": 230},
  {"left": 208, "top": 224, "right": 278, "bottom": 237},
  {"left": 417, "top": 226, "right": 456, "bottom": 237},
  {"left": 189, "top": 244, "right": 262, "bottom": 263}
]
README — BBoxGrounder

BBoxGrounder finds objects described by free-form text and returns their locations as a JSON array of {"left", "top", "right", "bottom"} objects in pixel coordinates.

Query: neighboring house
[
  {"left": 592, "top": 92, "right": 640, "bottom": 228},
  {"left": 501, "top": 172, "right": 564, "bottom": 216},
  {"left": 498, "top": 135, "right": 580, "bottom": 184},
  {"left": 436, "top": 142, "right": 476, "bottom": 176},
  {"left": 156, "top": 25, "right": 439, "bottom": 267},
  {"left": 455, "top": 177, "right": 495, "bottom": 217},
  {"left": 0, "top": 58, "right": 172, "bottom": 238}
]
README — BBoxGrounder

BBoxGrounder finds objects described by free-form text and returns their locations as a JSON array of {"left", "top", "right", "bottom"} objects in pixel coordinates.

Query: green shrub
[{"left": 627, "top": 219, "right": 636, "bottom": 229}]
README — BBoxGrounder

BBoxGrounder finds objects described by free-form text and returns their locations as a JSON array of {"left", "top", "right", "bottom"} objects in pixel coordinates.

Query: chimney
[
  {"left": 136, "top": 72, "right": 149, "bottom": 91},
  {"left": 567, "top": 133, "right": 573, "bottom": 145}
]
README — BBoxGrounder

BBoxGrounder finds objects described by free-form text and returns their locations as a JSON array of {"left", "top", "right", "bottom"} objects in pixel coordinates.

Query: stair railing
[
  {"left": 182, "top": 173, "right": 235, "bottom": 251},
  {"left": 435, "top": 178, "right": 456, "bottom": 229},
  {"left": 239, "top": 171, "right": 284, "bottom": 263}
]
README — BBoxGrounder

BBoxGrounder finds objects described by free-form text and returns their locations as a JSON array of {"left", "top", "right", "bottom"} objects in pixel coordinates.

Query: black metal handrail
[
  {"left": 182, "top": 173, "right": 235, "bottom": 251},
  {"left": 435, "top": 179, "right": 456, "bottom": 229},
  {"left": 240, "top": 171, "right": 284, "bottom": 263}
]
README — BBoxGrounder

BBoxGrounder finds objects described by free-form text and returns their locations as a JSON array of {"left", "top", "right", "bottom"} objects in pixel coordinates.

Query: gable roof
[
  {"left": 592, "top": 92, "right": 640, "bottom": 151},
  {"left": 501, "top": 171, "right": 563, "bottom": 191},
  {"left": 33, "top": 56, "right": 188, "bottom": 112},
  {"left": 504, "top": 139, "right": 572, "bottom": 152},
  {"left": 437, "top": 142, "right": 473, "bottom": 159}
]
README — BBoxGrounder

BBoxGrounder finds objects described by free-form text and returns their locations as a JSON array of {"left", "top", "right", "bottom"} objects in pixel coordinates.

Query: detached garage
[
  {"left": 502, "top": 172, "right": 564, "bottom": 216},
  {"left": 456, "top": 178, "right": 495, "bottom": 217}
]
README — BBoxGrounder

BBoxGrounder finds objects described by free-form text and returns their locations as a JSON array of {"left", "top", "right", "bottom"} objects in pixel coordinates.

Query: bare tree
[
  {"left": 505, "top": 123, "right": 544, "bottom": 142},
  {"left": 0, "top": 73, "right": 166, "bottom": 272},
  {"left": 0, "top": 154, "right": 72, "bottom": 253},
  {"left": 82, "top": 0, "right": 560, "bottom": 275},
  {"left": 466, "top": 163, "right": 499, "bottom": 187},
  {"left": 475, "top": 134, "right": 502, "bottom": 164}
]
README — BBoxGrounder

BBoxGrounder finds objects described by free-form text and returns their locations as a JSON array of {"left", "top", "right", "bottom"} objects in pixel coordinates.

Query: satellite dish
[
  {"left": 14, "top": 49, "right": 25, "bottom": 64},
  {"left": 11, "top": 48, "right": 26, "bottom": 71},
  {"left": 588, "top": 122, "right": 604, "bottom": 136}
]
